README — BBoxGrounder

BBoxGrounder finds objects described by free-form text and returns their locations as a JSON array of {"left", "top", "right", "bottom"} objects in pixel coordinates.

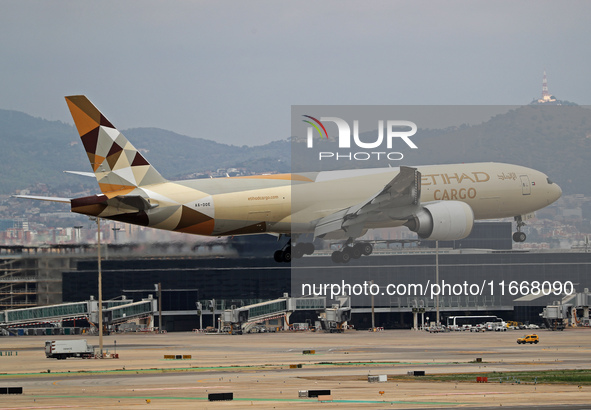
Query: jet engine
[{"left": 405, "top": 201, "right": 474, "bottom": 241}]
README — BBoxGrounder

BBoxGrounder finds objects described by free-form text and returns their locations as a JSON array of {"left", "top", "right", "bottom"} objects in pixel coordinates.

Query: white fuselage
[{"left": 129, "top": 162, "right": 560, "bottom": 237}]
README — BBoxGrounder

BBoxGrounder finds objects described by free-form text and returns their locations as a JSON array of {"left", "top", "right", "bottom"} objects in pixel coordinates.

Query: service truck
[{"left": 45, "top": 339, "right": 95, "bottom": 359}]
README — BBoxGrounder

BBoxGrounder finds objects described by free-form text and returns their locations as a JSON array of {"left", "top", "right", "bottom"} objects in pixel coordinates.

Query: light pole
[
  {"left": 436, "top": 240, "right": 440, "bottom": 326},
  {"left": 370, "top": 280, "right": 375, "bottom": 331},
  {"left": 196, "top": 302, "right": 203, "bottom": 330},
  {"left": 74, "top": 225, "right": 83, "bottom": 243},
  {"left": 211, "top": 299, "right": 216, "bottom": 329},
  {"left": 97, "top": 218, "right": 103, "bottom": 358},
  {"left": 157, "top": 283, "right": 162, "bottom": 332},
  {"left": 112, "top": 225, "right": 121, "bottom": 242}
]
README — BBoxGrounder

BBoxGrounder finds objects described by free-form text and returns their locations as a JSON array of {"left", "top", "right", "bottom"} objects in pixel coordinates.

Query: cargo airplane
[{"left": 16, "top": 96, "right": 562, "bottom": 263}]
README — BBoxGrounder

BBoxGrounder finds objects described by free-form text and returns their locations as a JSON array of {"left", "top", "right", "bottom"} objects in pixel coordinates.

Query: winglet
[{"left": 65, "top": 96, "right": 167, "bottom": 197}]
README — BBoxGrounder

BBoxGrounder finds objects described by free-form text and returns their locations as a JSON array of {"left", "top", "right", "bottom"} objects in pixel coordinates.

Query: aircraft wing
[{"left": 314, "top": 166, "right": 421, "bottom": 238}]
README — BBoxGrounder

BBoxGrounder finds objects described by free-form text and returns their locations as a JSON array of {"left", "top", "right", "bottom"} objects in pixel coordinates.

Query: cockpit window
[{"left": 547, "top": 178, "right": 553, "bottom": 184}]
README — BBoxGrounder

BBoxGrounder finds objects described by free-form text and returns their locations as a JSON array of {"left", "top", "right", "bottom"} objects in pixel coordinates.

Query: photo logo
[
  {"left": 302, "top": 115, "right": 329, "bottom": 141},
  {"left": 303, "top": 115, "right": 418, "bottom": 161}
]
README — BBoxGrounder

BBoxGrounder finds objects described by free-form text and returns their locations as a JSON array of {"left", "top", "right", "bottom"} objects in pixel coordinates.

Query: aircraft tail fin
[{"left": 65, "top": 95, "right": 167, "bottom": 197}]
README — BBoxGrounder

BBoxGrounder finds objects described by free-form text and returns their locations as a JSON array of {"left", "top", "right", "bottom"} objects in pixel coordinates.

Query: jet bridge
[
  {"left": 94, "top": 299, "right": 157, "bottom": 325},
  {"left": 317, "top": 296, "right": 352, "bottom": 333},
  {"left": 1, "top": 301, "right": 90, "bottom": 329},
  {"left": 222, "top": 294, "right": 339, "bottom": 333},
  {"left": 1, "top": 297, "right": 156, "bottom": 334},
  {"left": 541, "top": 288, "right": 591, "bottom": 330}
]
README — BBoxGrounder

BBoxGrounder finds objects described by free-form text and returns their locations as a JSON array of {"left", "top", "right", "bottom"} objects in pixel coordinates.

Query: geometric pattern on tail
[{"left": 65, "top": 95, "right": 166, "bottom": 198}]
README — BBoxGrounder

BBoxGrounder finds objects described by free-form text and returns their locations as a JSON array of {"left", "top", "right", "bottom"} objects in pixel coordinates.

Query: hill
[
  {"left": 0, "top": 110, "right": 290, "bottom": 195},
  {"left": 401, "top": 105, "right": 591, "bottom": 196},
  {"left": 0, "top": 104, "right": 589, "bottom": 196}
]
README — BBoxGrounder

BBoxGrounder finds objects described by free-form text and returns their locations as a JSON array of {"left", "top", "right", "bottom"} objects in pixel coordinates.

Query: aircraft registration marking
[{"left": 188, "top": 196, "right": 214, "bottom": 218}]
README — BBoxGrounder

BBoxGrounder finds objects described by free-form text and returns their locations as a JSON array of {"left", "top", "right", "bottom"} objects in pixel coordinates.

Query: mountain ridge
[{"left": 1, "top": 105, "right": 589, "bottom": 196}]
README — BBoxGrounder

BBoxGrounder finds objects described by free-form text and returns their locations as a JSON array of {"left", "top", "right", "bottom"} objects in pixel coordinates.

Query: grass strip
[{"left": 389, "top": 369, "right": 591, "bottom": 385}]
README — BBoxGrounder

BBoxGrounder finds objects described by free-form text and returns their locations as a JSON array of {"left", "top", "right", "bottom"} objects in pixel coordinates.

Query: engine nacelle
[{"left": 405, "top": 201, "right": 474, "bottom": 241}]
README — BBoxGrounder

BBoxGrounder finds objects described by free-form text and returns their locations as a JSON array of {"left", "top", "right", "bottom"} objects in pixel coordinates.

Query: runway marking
[
  {"left": 423, "top": 391, "right": 512, "bottom": 396},
  {"left": 456, "top": 351, "right": 498, "bottom": 354},
  {"left": 24, "top": 395, "right": 464, "bottom": 405},
  {"left": 0, "top": 406, "right": 84, "bottom": 409},
  {"left": 128, "top": 386, "right": 225, "bottom": 391},
  {"left": 0, "top": 365, "right": 272, "bottom": 379}
]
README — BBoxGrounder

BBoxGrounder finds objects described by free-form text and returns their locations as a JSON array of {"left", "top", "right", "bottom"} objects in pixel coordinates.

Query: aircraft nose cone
[
  {"left": 553, "top": 182, "right": 562, "bottom": 201},
  {"left": 548, "top": 181, "right": 562, "bottom": 204}
]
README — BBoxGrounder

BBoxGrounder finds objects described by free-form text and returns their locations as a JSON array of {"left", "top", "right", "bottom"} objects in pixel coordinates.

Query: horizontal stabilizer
[
  {"left": 70, "top": 194, "right": 158, "bottom": 217},
  {"left": 105, "top": 195, "right": 157, "bottom": 212},
  {"left": 13, "top": 195, "right": 71, "bottom": 204},
  {"left": 64, "top": 170, "right": 95, "bottom": 177}
]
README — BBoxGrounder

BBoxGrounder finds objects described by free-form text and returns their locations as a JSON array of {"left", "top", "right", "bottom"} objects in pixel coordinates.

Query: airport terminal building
[
  {"left": 56, "top": 249, "right": 590, "bottom": 330},
  {"left": 2, "top": 223, "right": 591, "bottom": 331}
]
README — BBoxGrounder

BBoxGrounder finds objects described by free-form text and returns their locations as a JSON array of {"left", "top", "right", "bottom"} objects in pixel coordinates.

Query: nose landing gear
[
  {"left": 513, "top": 216, "right": 527, "bottom": 242},
  {"left": 512, "top": 231, "right": 526, "bottom": 242}
]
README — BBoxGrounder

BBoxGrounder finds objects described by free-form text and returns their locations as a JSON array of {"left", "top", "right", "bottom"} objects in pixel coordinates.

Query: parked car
[{"left": 517, "top": 334, "right": 539, "bottom": 344}]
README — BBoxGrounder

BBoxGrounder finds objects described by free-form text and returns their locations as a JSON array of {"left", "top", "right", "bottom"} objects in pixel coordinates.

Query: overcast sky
[{"left": 1, "top": 1, "right": 589, "bottom": 146}]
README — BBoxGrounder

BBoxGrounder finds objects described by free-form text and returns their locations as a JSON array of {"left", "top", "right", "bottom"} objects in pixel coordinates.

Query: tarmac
[{"left": 1, "top": 328, "right": 591, "bottom": 409}]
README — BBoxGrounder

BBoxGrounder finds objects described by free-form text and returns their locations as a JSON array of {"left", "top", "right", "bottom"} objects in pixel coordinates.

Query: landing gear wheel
[
  {"left": 331, "top": 251, "right": 343, "bottom": 263},
  {"left": 341, "top": 248, "right": 352, "bottom": 263},
  {"left": 292, "top": 243, "right": 305, "bottom": 259},
  {"left": 282, "top": 248, "right": 292, "bottom": 263},
  {"left": 513, "top": 232, "right": 526, "bottom": 242},
  {"left": 513, "top": 216, "right": 527, "bottom": 243},
  {"left": 351, "top": 245, "right": 362, "bottom": 259},
  {"left": 359, "top": 242, "right": 373, "bottom": 256},
  {"left": 273, "top": 239, "right": 292, "bottom": 263}
]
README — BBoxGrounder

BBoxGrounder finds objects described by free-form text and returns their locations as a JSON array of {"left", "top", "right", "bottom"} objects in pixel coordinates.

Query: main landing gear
[
  {"left": 274, "top": 240, "right": 292, "bottom": 263},
  {"left": 292, "top": 242, "right": 315, "bottom": 259},
  {"left": 331, "top": 242, "right": 373, "bottom": 264},
  {"left": 513, "top": 215, "right": 527, "bottom": 243},
  {"left": 274, "top": 240, "right": 315, "bottom": 263}
]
